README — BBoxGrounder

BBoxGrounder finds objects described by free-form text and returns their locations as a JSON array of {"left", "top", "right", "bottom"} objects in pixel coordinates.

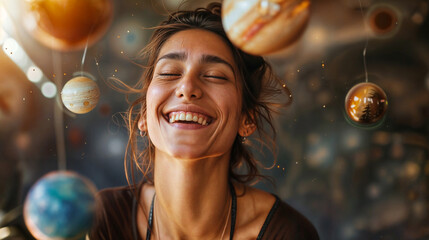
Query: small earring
[
  {"left": 241, "top": 135, "right": 247, "bottom": 143},
  {"left": 139, "top": 130, "right": 146, "bottom": 137}
]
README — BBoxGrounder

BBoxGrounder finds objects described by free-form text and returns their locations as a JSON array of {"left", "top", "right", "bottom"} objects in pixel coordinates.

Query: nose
[{"left": 175, "top": 73, "right": 202, "bottom": 100}]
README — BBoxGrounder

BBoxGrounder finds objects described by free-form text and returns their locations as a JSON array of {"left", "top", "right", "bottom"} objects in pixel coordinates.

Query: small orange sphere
[
  {"left": 23, "top": 0, "right": 114, "bottom": 51},
  {"left": 345, "top": 82, "right": 388, "bottom": 125}
]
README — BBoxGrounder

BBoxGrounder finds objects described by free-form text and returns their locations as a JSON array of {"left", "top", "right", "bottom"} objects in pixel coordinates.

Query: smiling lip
[
  {"left": 164, "top": 105, "right": 214, "bottom": 128},
  {"left": 168, "top": 111, "right": 210, "bottom": 125}
]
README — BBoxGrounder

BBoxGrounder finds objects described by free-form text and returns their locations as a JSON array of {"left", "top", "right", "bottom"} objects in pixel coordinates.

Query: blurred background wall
[{"left": 0, "top": 0, "right": 428, "bottom": 239}]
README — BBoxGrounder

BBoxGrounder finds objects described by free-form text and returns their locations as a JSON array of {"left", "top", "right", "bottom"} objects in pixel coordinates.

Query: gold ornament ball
[
  {"left": 222, "top": 0, "right": 310, "bottom": 55},
  {"left": 23, "top": 0, "right": 113, "bottom": 51},
  {"left": 61, "top": 77, "right": 100, "bottom": 114},
  {"left": 345, "top": 82, "right": 388, "bottom": 125}
]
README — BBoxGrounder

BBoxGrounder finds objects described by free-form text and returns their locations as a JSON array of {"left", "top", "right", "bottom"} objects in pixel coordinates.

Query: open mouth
[{"left": 165, "top": 111, "right": 213, "bottom": 126}]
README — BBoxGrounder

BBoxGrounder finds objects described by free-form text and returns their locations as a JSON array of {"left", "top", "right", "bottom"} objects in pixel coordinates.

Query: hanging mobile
[
  {"left": 24, "top": 36, "right": 98, "bottom": 240},
  {"left": 344, "top": 0, "right": 388, "bottom": 129}
]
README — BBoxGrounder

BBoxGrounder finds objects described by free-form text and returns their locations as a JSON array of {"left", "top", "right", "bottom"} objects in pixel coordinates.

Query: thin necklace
[
  {"left": 154, "top": 194, "right": 231, "bottom": 240},
  {"left": 147, "top": 185, "right": 236, "bottom": 240},
  {"left": 219, "top": 195, "right": 232, "bottom": 240}
]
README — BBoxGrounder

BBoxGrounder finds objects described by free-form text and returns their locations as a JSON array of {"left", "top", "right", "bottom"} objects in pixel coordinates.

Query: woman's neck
[{"left": 152, "top": 150, "right": 232, "bottom": 239}]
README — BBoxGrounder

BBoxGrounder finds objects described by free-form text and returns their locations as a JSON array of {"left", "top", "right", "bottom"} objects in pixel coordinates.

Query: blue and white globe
[{"left": 24, "top": 171, "right": 97, "bottom": 240}]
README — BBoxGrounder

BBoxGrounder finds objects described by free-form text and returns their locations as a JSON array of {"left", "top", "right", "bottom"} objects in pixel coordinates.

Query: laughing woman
[{"left": 89, "top": 3, "right": 319, "bottom": 240}]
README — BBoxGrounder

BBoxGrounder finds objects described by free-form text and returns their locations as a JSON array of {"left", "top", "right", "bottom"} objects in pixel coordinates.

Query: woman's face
[{"left": 143, "top": 29, "right": 244, "bottom": 160}]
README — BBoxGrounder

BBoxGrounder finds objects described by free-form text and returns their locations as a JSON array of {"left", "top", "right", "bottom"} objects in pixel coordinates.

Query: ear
[
  {"left": 238, "top": 114, "right": 256, "bottom": 137},
  {"left": 138, "top": 112, "right": 147, "bottom": 132}
]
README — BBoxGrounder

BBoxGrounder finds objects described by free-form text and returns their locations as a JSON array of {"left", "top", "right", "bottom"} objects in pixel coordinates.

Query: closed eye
[
  {"left": 204, "top": 75, "right": 228, "bottom": 80},
  {"left": 159, "top": 73, "right": 180, "bottom": 76},
  {"left": 157, "top": 73, "right": 181, "bottom": 79}
]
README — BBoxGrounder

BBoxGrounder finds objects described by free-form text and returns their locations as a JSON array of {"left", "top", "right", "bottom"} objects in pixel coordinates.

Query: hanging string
[
  {"left": 358, "top": 0, "right": 369, "bottom": 83},
  {"left": 52, "top": 51, "right": 67, "bottom": 171},
  {"left": 80, "top": 39, "right": 90, "bottom": 76}
]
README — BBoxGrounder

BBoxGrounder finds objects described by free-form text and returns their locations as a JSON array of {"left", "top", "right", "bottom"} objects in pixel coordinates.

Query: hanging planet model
[
  {"left": 23, "top": 171, "right": 97, "bottom": 240},
  {"left": 22, "top": 0, "right": 113, "bottom": 51},
  {"left": 61, "top": 76, "right": 100, "bottom": 114},
  {"left": 222, "top": 0, "right": 310, "bottom": 55},
  {"left": 345, "top": 82, "right": 388, "bottom": 125}
]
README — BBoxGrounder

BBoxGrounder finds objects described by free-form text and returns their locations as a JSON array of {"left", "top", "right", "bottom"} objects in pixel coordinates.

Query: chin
[{"left": 168, "top": 148, "right": 206, "bottom": 160}]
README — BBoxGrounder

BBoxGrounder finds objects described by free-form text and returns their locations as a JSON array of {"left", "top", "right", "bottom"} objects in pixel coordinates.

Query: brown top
[{"left": 89, "top": 185, "right": 319, "bottom": 240}]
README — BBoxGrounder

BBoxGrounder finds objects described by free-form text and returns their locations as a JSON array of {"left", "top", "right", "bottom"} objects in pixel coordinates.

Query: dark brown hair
[{"left": 120, "top": 3, "right": 291, "bottom": 187}]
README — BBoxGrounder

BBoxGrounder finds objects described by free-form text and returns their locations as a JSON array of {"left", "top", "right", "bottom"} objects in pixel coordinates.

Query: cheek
[
  {"left": 147, "top": 83, "right": 165, "bottom": 103},
  {"left": 149, "top": 82, "right": 166, "bottom": 94},
  {"left": 146, "top": 87, "right": 156, "bottom": 118},
  {"left": 146, "top": 84, "right": 167, "bottom": 124},
  {"left": 217, "top": 89, "right": 242, "bottom": 116}
]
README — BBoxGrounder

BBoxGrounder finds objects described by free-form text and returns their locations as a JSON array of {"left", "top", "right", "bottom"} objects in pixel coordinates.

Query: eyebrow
[
  {"left": 156, "top": 52, "right": 235, "bottom": 75},
  {"left": 200, "top": 54, "right": 235, "bottom": 75},
  {"left": 157, "top": 52, "right": 187, "bottom": 62}
]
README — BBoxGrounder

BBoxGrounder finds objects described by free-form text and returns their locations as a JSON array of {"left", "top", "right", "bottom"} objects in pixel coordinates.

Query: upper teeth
[{"left": 169, "top": 112, "right": 209, "bottom": 126}]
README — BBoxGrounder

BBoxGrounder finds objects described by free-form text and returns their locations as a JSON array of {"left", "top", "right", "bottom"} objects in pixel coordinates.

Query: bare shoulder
[
  {"left": 140, "top": 182, "right": 155, "bottom": 207},
  {"left": 136, "top": 183, "right": 155, "bottom": 238},
  {"left": 235, "top": 184, "right": 276, "bottom": 215},
  {"left": 233, "top": 183, "right": 276, "bottom": 239},
  {"left": 233, "top": 183, "right": 319, "bottom": 240}
]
